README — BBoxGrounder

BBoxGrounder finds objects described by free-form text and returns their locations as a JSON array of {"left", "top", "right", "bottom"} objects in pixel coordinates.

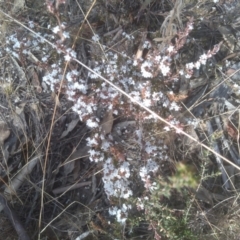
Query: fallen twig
[{"left": 52, "top": 181, "right": 91, "bottom": 195}]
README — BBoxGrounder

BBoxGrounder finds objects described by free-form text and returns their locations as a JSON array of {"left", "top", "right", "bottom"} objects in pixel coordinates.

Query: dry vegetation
[{"left": 1, "top": 0, "right": 240, "bottom": 239}]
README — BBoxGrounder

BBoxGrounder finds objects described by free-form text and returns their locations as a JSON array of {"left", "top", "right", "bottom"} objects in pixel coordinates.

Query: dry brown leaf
[
  {"left": 0, "top": 121, "right": 10, "bottom": 145},
  {"left": 27, "top": 66, "right": 42, "bottom": 93},
  {"left": 60, "top": 118, "right": 79, "bottom": 139},
  {"left": 167, "top": 92, "right": 188, "bottom": 102},
  {"left": 63, "top": 160, "right": 75, "bottom": 176},
  {"left": 226, "top": 121, "right": 238, "bottom": 140},
  {"left": 13, "top": 103, "right": 27, "bottom": 131},
  {"left": 181, "top": 126, "right": 200, "bottom": 152},
  {"left": 195, "top": 187, "right": 213, "bottom": 206},
  {"left": 100, "top": 109, "right": 113, "bottom": 135},
  {"left": 68, "top": 146, "right": 89, "bottom": 161},
  {"left": 63, "top": 146, "right": 90, "bottom": 176}
]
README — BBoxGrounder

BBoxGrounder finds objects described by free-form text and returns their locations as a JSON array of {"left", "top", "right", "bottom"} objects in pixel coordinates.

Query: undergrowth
[{"left": 0, "top": 0, "right": 240, "bottom": 240}]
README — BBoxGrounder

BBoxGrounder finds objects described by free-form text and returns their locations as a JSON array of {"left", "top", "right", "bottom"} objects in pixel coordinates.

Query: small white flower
[
  {"left": 42, "top": 56, "right": 48, "bottom": 62},
  {"left": 179, "top": 69, "right": 184, "bottom": 75},
  {"left": 28, "top": 21, "right": 34, "bottom": 29},
  {"left": 86, "top": 137, "right": 98, "bottom": 147},
  {"left": 64, "top": 49, "right": 76, "bottom": 61},
  {"left": 86, "top": 119, "right": 99, "bottom": 128},
  {"left": 92, "top": 34, "right": 100, "bottom": 42},
  {"left": 88, "top": 149, "right": 98, "bottom": 157},
  {"left": 199, "top": 54, "right": 207, "bottom": 65},
  {"left": 143, "top": 40, "right": 151, "bottom": 49},
  {"left": 160, "top": 62, "right": 170, "bottom": 76},
  {"left": 143, "top": 99, "right": 152, "bottom": 107},
  {"left": 170, "top": 101, "right": 180, "bottom": 111},
  {"left": 164, "top": 126, "right": 171, "bottom": 131},
  {"left": 194, "top": 61, "right": 201, "bottom": 69},
  {"left": 101, "top": 140, "right": 111, "bottom": 151},
  {"left": 109, "top": 206, "right": 118, "bottom": 215},
  {"left": 141, "top": 61, "right": 153, "bottom": 78},
  {"left": 133, "top": 60, "right": 138, "bottom": 66},
  {"left": 186, "top": 62, "right": 194, "bottom": 70},
  {"left": 167, "top": 45, "right": 174, "bottom": 53},
  {"left": 64, "top": 54, "right": 71, "bottom": 61},
  {"left": 63, "top": 31, "right": 70, "bottom": 39},
  {"left": 52, "top": 26, "right": 60, "bottom": 34},
  {"left": 188, "top": 24, "right": 194, "bottom": 30},
  {"left": 13, "top": 41, "right": 21, "bottom": 49}
]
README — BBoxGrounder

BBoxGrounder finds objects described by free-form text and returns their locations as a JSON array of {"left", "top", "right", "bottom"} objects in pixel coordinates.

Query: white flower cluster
[
  {"left": 5, "top": 29, "right": 52, "bottom": 60},
  {"left": 163, "top": 118, "right": 182, "bottom": 133},
  {"left": 64, "top": 48, "right": 76, "bottom": 61},
  {"left": 109, "top": 204, "right": 132, "bottom": 224},
  {"left": 139, "top": 159, "right": 159, "bottom": 190},
  {"left": 139, "top": 48, "right": 172, "bottom": 79},
  {"left": 103, "top": 158, "right": 133, "bottom": 199},
  {"left": 187, "top": 118, "right": 200, "bottom": 129},
  {"left": 141, "top": 61, "right": 154, "bottom": 78},
  {"left": 184, "top": 42, "right": 222, "bottom": 79},
  {"left": 169, "top": 101, "right": 181, "bottom": 111},
  {"left": 66, "top": 70, "right": 88, "bottom": 95},
  {"left": 92, "top": 34, "right": 100, "bottom": 42},
  {"left": 43, "top": 64, "right": 63, "bottom": 91}
]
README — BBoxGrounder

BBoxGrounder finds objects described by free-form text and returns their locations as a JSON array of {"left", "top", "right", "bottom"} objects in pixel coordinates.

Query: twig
[
  {"left": 52, "top": 181, "right": 91, "bottom": 195},
  {"left": 0, "top": 193, "right": 31, "bottom": 240}
]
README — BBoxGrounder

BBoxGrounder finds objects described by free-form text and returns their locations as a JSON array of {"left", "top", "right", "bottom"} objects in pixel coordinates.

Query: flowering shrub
[
  {"left": 1, "top": 0, "right": 224, "bottom": 237},
  {"left": 38, "top": 8, "right": 221, "bottom": 226}
]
